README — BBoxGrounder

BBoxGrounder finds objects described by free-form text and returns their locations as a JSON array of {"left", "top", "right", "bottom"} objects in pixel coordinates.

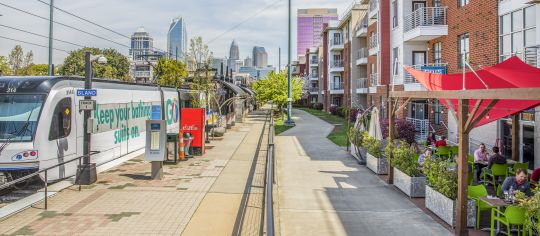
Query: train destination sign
[{"left": 77, "top": 89, "right": 97, "bottom": 97}]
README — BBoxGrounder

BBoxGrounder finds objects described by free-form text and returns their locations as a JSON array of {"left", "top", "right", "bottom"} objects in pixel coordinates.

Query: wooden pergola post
[
  {"left": 456, "top": 99, "right": 469, "bottom": 236},
  {"left": 512, "top": 114, "right": 520, "bottom": 161}
]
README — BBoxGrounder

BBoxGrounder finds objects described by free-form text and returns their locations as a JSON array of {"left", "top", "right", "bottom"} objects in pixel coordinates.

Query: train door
[{"left": 42, "top": 92, "right": 77, "bottom": 179}]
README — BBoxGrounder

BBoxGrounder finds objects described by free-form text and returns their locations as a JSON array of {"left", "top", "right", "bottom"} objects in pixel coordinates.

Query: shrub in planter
[
  {"left": 381, "top": 118, "right": 417, "bottom": 144},
  {"left": 390, "top": 141, "right": 421, "bottom": 177},
  {"left": 362, "top": 132, "right": 382, "bottom": 158},
  {"left": 515, "top": 187, "right": 540, "bottom": 234},
  {"left": 422, "top": 158, "right": 457, "bottom": 199},
  {"left": 349, "top": 108, "right": 359, "bottom": 123}
]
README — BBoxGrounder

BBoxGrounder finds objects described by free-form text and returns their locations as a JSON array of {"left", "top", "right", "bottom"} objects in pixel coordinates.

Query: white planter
[
  {"left": 425, "top": 186, "right": 476, "bottom": 227},
  {"left": 393, "top": 167, "right": 426, "bottom": 198},
  {"left": 366, "top": 153, "right": 387, "bottom": 174}
]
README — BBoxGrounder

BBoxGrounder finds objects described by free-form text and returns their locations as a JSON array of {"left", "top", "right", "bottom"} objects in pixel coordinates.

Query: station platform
[{"left": 0, "top": 110, "right": 269, "bottom": 236}]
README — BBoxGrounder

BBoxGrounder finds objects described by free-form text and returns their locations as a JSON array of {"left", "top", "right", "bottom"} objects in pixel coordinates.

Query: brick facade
[{"left": 343, "top": 41, "right": 351, "bottom": 108}]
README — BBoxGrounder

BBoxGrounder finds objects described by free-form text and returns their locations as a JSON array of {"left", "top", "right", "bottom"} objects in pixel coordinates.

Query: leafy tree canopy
[
  {"left": 60, "top": 47, "right": 130, "bottom": 81},
  {"left": 155, "top": 58, "right": 187, "bottom": 88},
  {"left": 252, "top": 71, "right": 303, "bottom": 110}
]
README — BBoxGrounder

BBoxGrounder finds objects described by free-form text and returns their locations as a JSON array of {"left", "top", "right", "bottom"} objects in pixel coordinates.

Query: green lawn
[
  {"left": 274, "top": 115, "right": 294, "bottom": 135},
  {"left": 298, "top": 108, "right": 350, "bottom": 147}
]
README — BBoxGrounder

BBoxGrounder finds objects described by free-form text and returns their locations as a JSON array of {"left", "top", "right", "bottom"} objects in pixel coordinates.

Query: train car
[{"left": 0, "top": 76, "right": 194, "bottom": 185}]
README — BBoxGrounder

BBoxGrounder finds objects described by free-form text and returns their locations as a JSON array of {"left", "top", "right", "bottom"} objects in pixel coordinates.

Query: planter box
[
  {"left": 393, "top": 167, "right": 426, "bottom": 198},
  {"left": 366, "top": 153, "right": 387, "bottom": 174},
  {"left": 425, "top": 186, "right": 476, "bottom": 227},
  {"left": 349, "top": 143, "right": 366, "bottom": 165}
]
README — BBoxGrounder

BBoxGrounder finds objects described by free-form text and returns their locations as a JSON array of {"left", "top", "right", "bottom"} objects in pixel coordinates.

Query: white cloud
[{"left": 0, "top": 0, "right": 353, "bottom": 69}]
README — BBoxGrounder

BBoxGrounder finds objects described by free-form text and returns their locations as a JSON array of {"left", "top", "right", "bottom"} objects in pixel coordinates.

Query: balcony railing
[
  {"left": 357, "top": 48, "right": 367, "bottom": 60},
  {"left": 354, "top": 78, "right": 368, "bottom": 89},
  {"left": 309, "top": 87, "right": 319, "bottom": 93},
  {"left": 355, "top": 16, "right": 368, "bottom": 33},
  {"left": 331, "top": 60, "right": 344, "bottom": 68},
  {"left": 369, "top": 73, "right": 379, "bottom": 87},
  {"left": 310, "top": 59, "right": 319, "bottom": 64},
  {"left": 330, "top": 38, "right": 343, "bottom": 46},
  {"left": 404, "top": 7, "right": 447, "bottom": 32},
  {"left": 329, "top": 82, "right": 344, "bottom": 90},
  {"left": 134, "top": 71, "right": 151, "bottom": 77},
  {"left": 517, "top": 46, "right": 539, "bottom": 67},
  {"left": 369, "top": 0, "right": 378, "bottom": 13},
  {"left": 406, "top": 117, "right": 429, "bottom": 141},
  {"left": 310, "top": 73, "right": 318, "bottom": 78},
  {"left": 369, "top": 34, "right": 378, "bottom": 49},
  {"left": 404, "top": 63, "right": 447, "bottom": 84}
]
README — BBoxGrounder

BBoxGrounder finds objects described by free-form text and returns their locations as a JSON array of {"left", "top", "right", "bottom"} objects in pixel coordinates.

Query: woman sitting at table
[
  {"left": 417, "top": 148, "right": 433, "bottom": 166},
  {"left": 473, "top": 143, "right": 490, "bottom": 182},
  {"left": 426, "top": 132, "right": 436, "bottom": 146},
  {"left": 435, "top": 136, "right": 447, "bottom": 148},
  {"left": 502, "top": 169, "right": 533, "bottom": 197}
]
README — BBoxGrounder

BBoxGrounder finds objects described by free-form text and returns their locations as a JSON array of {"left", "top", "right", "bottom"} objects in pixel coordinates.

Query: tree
[
  {"left": 0, "top": 56, "right": 11, "bottom": 76},
  {"left": 8, "top": 45, "right": 23, "bottom": 75},
  {"left": 60, "top": 47, "right": 130, "bottom": 81},
  {"left": 25, "top": 64, "right": 49, "bottom": 76},
  {"left": 155, "top": 58, "right": 187, "bottom": 87},
  {"left": 186, "top": 37, "right": 214, "bottom": 109},
  {"left": 252, "top": 71, "right": 304, "bottom": 118}
]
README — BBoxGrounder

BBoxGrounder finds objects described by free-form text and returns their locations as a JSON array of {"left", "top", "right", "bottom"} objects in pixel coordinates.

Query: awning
[
  {"left": 218, "top": 80, "right": 248, "bottom": 97},
  {"left": 239, "top": 86, "right": 256, "bottom": 97},
  {"left": 405, "top": 56, "right": 540, "bottom": 127}
]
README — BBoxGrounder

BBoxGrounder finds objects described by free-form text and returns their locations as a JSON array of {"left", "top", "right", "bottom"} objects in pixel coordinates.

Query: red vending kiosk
[{"left": 181, "top": 108, "right": 206, "bottom": 155}]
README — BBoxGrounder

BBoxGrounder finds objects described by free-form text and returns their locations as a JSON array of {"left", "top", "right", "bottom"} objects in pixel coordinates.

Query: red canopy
[{"left": 405, "top": 57, "right": 540, "bottom": 127}]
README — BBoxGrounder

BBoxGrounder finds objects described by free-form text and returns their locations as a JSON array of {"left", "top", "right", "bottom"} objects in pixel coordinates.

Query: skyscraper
[
  {"left": 252, "top": 46, "right": 268, "bottom": 68},
  {"left": 167, "top": 17, "right": 188, "bottom": 61},
  {"left": 297, "top": 8, "right": 338, "bottom": 56},
  {"left": 228, "top": 40, "right": 240, "bottom": 72},
  {"left": 130, "top": 26, "right": 154, "bottom": 60},
  {"left": 244, "top": 57, "right": 253, "bottom": 67}
]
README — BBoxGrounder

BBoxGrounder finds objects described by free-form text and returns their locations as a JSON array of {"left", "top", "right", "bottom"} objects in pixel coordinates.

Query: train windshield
[{"left": 0, "top": 94, "right": 45, "bottom": 142}]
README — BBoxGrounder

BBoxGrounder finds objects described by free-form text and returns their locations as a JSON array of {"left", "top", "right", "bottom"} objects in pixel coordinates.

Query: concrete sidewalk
[
  {"left": 0, "top": 111, "right": 268, "bottom": 236},
  {"left": 275, "top": 109, "right": 452, "bottom": 236}
]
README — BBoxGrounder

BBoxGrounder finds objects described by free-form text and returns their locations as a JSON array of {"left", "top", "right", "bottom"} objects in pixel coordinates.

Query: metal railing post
[{"left": 44, "top": 170, "right": 47, "bottom": 210}]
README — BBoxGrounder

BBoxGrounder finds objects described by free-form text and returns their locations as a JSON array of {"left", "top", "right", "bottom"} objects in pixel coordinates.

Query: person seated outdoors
[
  {"left": 435, "top": 136, "right": 447, "bottom": 148},
  {"left": 487, "top": 146, "right": 506, "bottom": 169},
  {"left": 502, "top": 169, "right": 533, "bottom": 197},
  {"left": 417, "top": 148, "right": 433, "bottom": 166},
  {"left": 473, "top": 143, "right": 490, "bottom": 181},
  {"left": 530, "top": 167, "right": 540, "bottom": 186},
  {"left": 426, "top": 132, "right": 436, "bottom": 146}
]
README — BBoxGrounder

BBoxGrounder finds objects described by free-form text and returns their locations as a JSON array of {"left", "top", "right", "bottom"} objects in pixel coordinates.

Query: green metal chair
[
  {"left": 468, "top": 154, "right": 475, "bottom": 165},
  {"left": 483, "top": 163, "right": 508, "bottom": 188},
  {"left": 509, "top": 162, "right": 529, "bottom": 176},
  {"left": 451, "top": 146, "right": 459, "bottom": 156},
  {"left": 436, "top": 146, "right": 452, "bottom": 159},
  {"left": 468, "top": 185, "right": 496, "bottom": 229},
  {"left": 491, "top": 206, "right": 526, "bottom": 236}
]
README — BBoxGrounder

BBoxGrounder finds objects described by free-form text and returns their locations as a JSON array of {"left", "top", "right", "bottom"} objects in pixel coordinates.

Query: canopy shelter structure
[{"left": 386, "top": 57, "right": 540, "bottom": 235}]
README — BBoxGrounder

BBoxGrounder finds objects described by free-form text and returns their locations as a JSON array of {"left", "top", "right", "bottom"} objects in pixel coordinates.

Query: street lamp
[
  {"left": 77, "top": 51, "right": 107, "bottom": 185},
  {"left": 284, "top": 0, "right": 295, "bottom": 126}
]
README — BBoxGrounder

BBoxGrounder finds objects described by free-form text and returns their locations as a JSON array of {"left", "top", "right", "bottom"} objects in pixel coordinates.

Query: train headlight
[{"left": 11, "top": 150, "right": 38, "bottom": 161}]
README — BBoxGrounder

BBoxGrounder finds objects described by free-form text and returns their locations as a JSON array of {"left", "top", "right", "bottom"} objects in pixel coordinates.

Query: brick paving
[{"left": 0, "top": 113, "right": 265, "bottom": 236}]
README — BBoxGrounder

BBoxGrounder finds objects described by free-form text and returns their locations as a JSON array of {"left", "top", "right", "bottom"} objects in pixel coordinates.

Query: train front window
[{"left": 0, "top": 94, "right": 45, "bottom": 142}]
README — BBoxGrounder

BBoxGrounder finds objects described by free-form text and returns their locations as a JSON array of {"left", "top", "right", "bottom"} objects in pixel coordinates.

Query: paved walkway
[
  {"left": 275, "top": 109, "right": 452, "bottom": 236},
  {"left": 0, "top": 110, "right": 268, "bottom": 236}
]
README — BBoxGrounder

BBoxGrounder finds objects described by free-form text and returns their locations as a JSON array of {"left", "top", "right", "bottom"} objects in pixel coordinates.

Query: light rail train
[{"left": 0, "top": 76, "right": 197, "bottom": 185}]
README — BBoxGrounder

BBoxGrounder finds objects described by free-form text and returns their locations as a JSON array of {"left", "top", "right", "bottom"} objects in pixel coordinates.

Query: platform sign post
[{"left": 145, "top": 120, "right": 166, "bottom": 180}]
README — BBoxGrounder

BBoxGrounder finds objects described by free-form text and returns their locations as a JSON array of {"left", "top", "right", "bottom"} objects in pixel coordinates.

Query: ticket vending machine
[{"left": 145, "top": 120, "right": 166, "bottom": 180}]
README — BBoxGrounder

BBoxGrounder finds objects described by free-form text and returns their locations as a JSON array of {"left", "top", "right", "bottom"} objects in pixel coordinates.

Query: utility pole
[
  {"left": 278, "top": 47, "right": 281, "bottom": 72},
  {"left": 78, "top": 51, "right": 97, "bottom": 185},
  {"left": 47, "top": 0, "right": 54, "bottom": 76},
  {"left": 285, "top": 0, "right": 295, "bottom": 126}
]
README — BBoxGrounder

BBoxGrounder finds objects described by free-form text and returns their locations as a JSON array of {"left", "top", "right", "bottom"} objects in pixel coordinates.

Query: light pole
[
  {"left": 48, "top": 0, "right": 54, "bottom": 76},
  {"left": 77, "top": 51, "right": 107, "bottom": 185},
  {"left": 285, "top": 0, "right": 295, "bottom": 126}
]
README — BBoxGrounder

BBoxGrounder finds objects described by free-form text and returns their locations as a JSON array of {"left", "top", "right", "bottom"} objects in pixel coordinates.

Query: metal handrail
[
  {"left": 0, "top": 151, "right": 100, "bottom": 210},
  {"left": 369, "top": 34, "right": 378, "bottom": 49},
  {"left": 264, "top": 108, "right": 275, "bottom": 236},
  {"left": 403, "top": 63, "right": 447, "bottom": 84},
  {"left": 357, "top": 48, "right": 367, "bottom": 60},
  {"left": 404, "top": 7, "right": 447, "bottom": 32},
  {"left": 369, "top": 73, "right": 379, "bottom": 87},
  {"left": 330, "top": 60, "right": 344, "bottom": 68},
  {"left": 369, "top": 0, "right": 378, "bottom": 12}
]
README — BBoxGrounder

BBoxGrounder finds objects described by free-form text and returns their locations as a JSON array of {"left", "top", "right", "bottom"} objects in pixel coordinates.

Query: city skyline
[
  {"left": 0, "top": 0, "right": 353, "bottom": 69},
  {"left": 167, "top": 17, "right": 188, "bottom": 61}
]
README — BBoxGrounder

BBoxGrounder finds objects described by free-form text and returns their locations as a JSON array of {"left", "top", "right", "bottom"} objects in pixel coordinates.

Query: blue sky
[{"left": 0, "top": 0, "right": 352, "bottom": 68}]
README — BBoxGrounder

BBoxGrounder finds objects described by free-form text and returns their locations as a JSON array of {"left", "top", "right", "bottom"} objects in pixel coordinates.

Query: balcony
[
  {"left": 355, "top": 16, "right": 368, "bottom": 37},
  {"left": 134, "top": 71, "right": 151, "bottom": 78},
  {"left": 310, "top": 59, "right": 319, "bottom": 66},
  {"left": 329, "top": 60, "right": 344, "bottom": 73},
  {"left": 309, "top": 86, "right": 319, "bottom": 94},
  {"left": 368, "top": 0, "right": 378, "bottom": 19},
  {"left": 329, "top": 82, "right": 344, "bottom": 94},
  {"left": 369, "top": 34, "right": 378, "bottom": 56},
  {"left": 519, "top": 46, "right": 539, "bottom": 68},
  {"left": 403, "top": 63, "right": 447, "bottom": 91},
  {"left": 354, "top": 78, "right": 369, "bottom": 94},
  {"left": 356, "top": 48, "right": 368, "bottom": 65},
  {"left": 406, "top": 117, "right": 429, "bottom": 141},
  {"left": 309, "top": 73, "right": 319, "bottom": 81},
  {"left": 404, "top": 7, "right": 448, "bottom": 42},
  {"left": 330, "top": 38, "right": 344, "bottom": 51},
  {"left": 369, "top": 73, "right": 379, "bottom": 93}
]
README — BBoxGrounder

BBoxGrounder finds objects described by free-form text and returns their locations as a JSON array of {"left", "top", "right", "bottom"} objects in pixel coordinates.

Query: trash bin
[
  {"left": 166, "top": 133, "right": 178, "bottom": 163},
  {"left": 183, "top": 132, "right": 194, "bottom": 157}
]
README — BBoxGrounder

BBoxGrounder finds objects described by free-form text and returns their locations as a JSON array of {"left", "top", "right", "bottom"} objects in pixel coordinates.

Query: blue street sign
[
  {"left": 76, "top": 89, "right": 97, "bottom": 97},
  {"left": 420, "top": 66, "right": 447, "bottom": 74}
]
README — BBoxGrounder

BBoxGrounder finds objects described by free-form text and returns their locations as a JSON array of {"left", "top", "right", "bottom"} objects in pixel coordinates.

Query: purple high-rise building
[{"left": 297, "top": 8, "right": 338, "bottom": 56}]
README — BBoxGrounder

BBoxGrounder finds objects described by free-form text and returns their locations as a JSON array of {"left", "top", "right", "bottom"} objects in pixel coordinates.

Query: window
[
  {"left": 432, "top": 0, "right": 441, "bottom": 7},
  {"left": 392, "top": 1, "right": 398, "bottom": 28},
  {"left": 458, "top": 33, "right": 469, "bottom": 68},
  {"left": 433, "top": 42, "right": 442, "bottom": 64},
  {"left": 458, "top": 0, "right": 469, "bottom": 7},
  {"left": 433, "top": 100, "right": 441, "bottom": 125},
  {"left": 392, "top": 47, "right": 399, "bottom": 76},
  {"left": 49, "top": 98, "right": 72, "bottom": 140},
  {"left": 380, "top": 96, "right": 386, "bottom": 119},
  {"left": 499, "top": 6, "right": 537, "bottom": 61}
]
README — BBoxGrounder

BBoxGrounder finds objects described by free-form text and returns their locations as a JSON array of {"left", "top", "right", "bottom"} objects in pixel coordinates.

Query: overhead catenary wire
[
  {"left": 0, "top": 23, "right": 86, "bottom": 48},
  {"left": 0, "top": 35, "right": 70, "bottom": 53}
]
